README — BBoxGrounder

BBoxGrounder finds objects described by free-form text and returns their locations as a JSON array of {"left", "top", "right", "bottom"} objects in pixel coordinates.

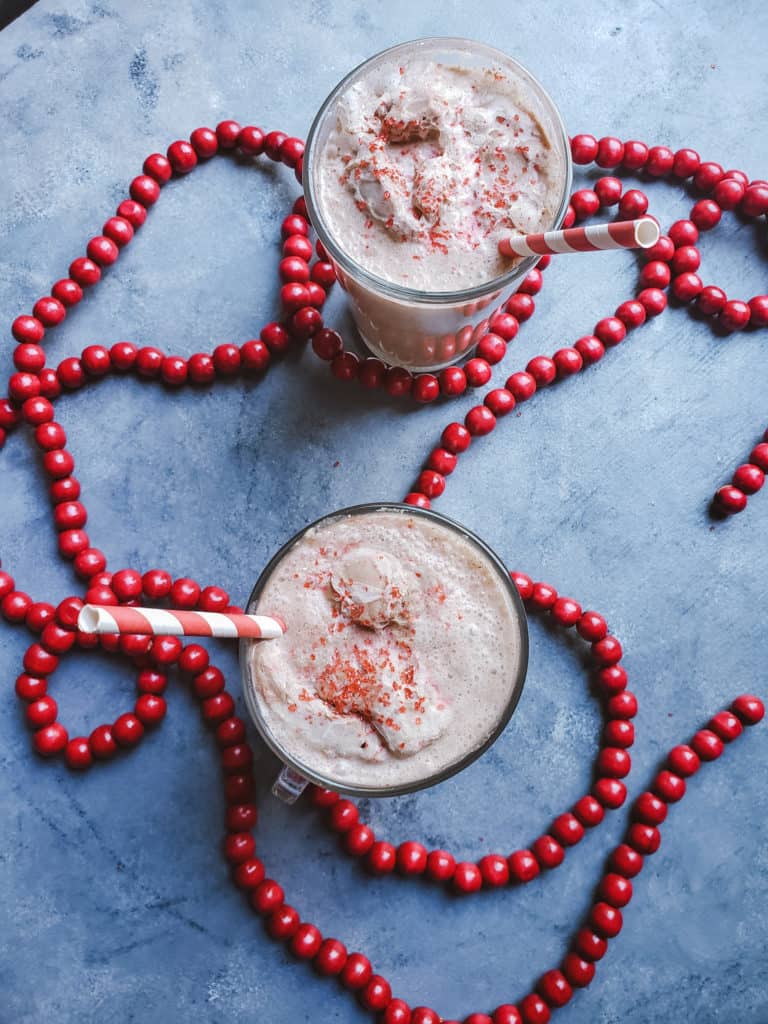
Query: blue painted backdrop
[{"left": 1, "top": 1, "right": 766, "bottom": 1022}]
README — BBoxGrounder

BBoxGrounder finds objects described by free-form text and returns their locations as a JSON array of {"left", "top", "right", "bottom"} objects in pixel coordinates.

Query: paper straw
[
  {"left": 78, "top": 604, "right": 286, "bottom": 640},
  {"left": 498, "top": 217, "right": 660, "bottom": 259}
]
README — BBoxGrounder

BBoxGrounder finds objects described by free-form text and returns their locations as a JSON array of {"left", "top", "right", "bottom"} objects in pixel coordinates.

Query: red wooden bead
[
  {"left": 69, "top": 256, "right": 101, "bottom": 286},
  {"left": 331, "top": 351, "right": 359, "bottom": 381},
  {"left": 570, "top": 134, "right": 598, "bottom": 164},
  {"left": 666, "top": 744, "right": 699, "bottom": 778},
  {"left": 593, "top": 778, "right": 627, "bottom": 808},
  {"left": 232, "top": 857, "right": 265, "bottom": 890},
  {"left": 551, "top": 813, "right": 585, "bottom": 847},
  {"left": 714, "top": 485, "right": 747, "bottom": 515},
  {"left": 599, "top": 872, "right": 633, "bottom": 907},
  {"left": 672, "top": 148, "right": 700, "bottom": 177},
  {"left": 747, "top": 295, "right": 768, "bottom": 326},
  {"left": 224, "top": 831, "right": 256, "bottom": 865},
  {"left": 552, "top": 597, "right": 582, "bottom": 626},
  {"left": 637, "top": 288, "right": 667, "bottom": 317},
  {"left": 693, "top": 161, "right": 723, "bottom": 191},
  {"left": 266, "top": 904, "right": 300, "bottom": 939},
  {"left": 250, "top": 879, "right": 284, "bottom": 915},
  {"left": 707, "top": 709, "right": 743, "bottom": 743},
  {"left": 596, "top": 136, "right": 624, "bottom": 168},
  {"left": 506, "top": 371, "right": 537, "bottom": 401},
  {"left": 622, "top": 140, "right": 648, "bottom": 169},
  {"left": 417, "top": 470, "right": 445, "bottom": 498},
  {"left": 212, "top": 343, "right": 241, "bottom": 375},
  {"left": 202, "top": 692, "right": 235, "bottom": 724},
  {"left": 143, "top": 152, "right": 172, "bottom": 184},
  {"left": 532, "top": 834, "right": 565, "bottom": 869},
  {"left": 427, "top": 447, "right": 458, "bottom": 476},
  {"left": 590, "top": 901, "right": 623, "bottom": 937},
  {"left": 488, "top": 311, "right": 519, "bottom": 340},
  {"left": 359, "top": 975, "right": 391, "bottom": 1011},
  {"left": 571, "top": 188, "right": 600, "bottom": 219},
  {"left": 577, "top": 610, "right": 607, "bottom": 641},
  {"left": 33, "top": 296, "right": 66, "bottom": 326},
  {"left": 615, "top": 300, "right": 646, "bottom": 329},
  {"left": 340, "top": 953, "right": 372, "bottom": 990},
  {"left": 537, "top": 969, "right": 573, "bottom": 1008},
  {"left": 574, "top": 927, "right": 608, "bottom": 962},
  {"left": 161, "top": 356, "right": 188, "bottom": 387},
  {"left": 655, "top": 770, "right": 684, "bottom": 802},
  {"left": 479, "top": 853, "right": 510, "bottom": 886},
  {"left": 531, "top": 581, "right": 557, "bottom": 610},
  {"left": 639, "top": 260, "right": 671, "bottom": 289},
  {"left": 9, "top": 372, "right": 42, "bottom": 404},
  {"left": 731, "top": 694, "right": 765, "bottom": 725},
  {"left": 412, "top": 374, "right": 440, "bottom": 403},
  {"left": 186, "top": 352, "right": 214, "bottom": 384},
  {"left": 733, "top": 464, "right": 765, "bottom": 495},
  {"left": 558, "top": 965, "right": 596, "bottom": 1003},
  {"left": 670, "top": 245, "right": 701, "bottom": 276},
  {"left": 314, "top": 937, "right": 347, "bottom": 975},
  {"left": 103, "top": 215, "right": 134, "bottom": 247},
  {"left": 594, "top": 176, "right": 622, "bottom": 206},
  {"left": 510, "top": 572, "right": 533, "bottom": 600},
  {"left": 644, "top": 235, "right": 675, "bottom": 263},
  {"left": 519, "top": 268, "right": 543, "bottom": 295},
  {"left": 610, "top": 843, "right": 644, "bottom": 878},
  {"left": 671, "top": 272, "right": 703, "bottom": 302},
  {"left": 646, "top": 145, "right": 674, "bottom": 177},
  {"left": 169, "top": 577, "right": 200, "bottom": 608},
  {"left": 741, "top": 184, "right": 768, "bottom": 217},
  {"left": 397, "top": 841, "right": 428, "bottom": 875},
  {"left": 311, "top": 262, "right": 336, "bottom": 287},
  {"left": 594, "top": 316, "right": 626, "bottom": 347},
  {"left": 12, "top": 315, "right": 45, "bottom": 343},
  {"left": 113, "top": 712, "right": 144, "bottom": 747},
  {"left": 751, "top": 444, "right": 768, "bottom": 472},
  {"left": 224, "top": 773, "right": 255, "bottom": 804},
  {"left": 508, "top": 849, "right": 540, "bottom": 883},
  {"left": 23, "top": 643, "right": 58, "bottom": 676},
  {"left": 89, "top": 724, "right": 117, "bottom": 759},
  {"left": 633, "top": 791, "right": 668, "bottom": 826},
  {"left": 329, "top": 799, "right": 358, "bottom": 832},
  {"left": 135, "top": 693, "right": 166, "bottom": 725},
  {"left": 25, "top": 602, "right": 56, "bottom": 632},
  {"left": 221, "top": 744, "right": 253, "bottom": 773},
  {"left": 167, "top": 140, "right": 197, "bottom": 173},
  {"left": 345, "top": 824, "right": 375, "bottom": 856},
  {"left": 65, "top": 737, "right": 92, "bottom": 770},
  {"left": 618, "top": 189, "right": 648, "bottom": 219},
  {"left": 493, "top": 1005, "right": 523, "bottom": 1024},
  {"left": 136, "top": 346, "right": 164, "bottom": 377},
  {"left": 476, "top": 332, "right": 507, "bottom": 364},
  {"left": 597, "top": 665, "right": 628, "bottom": 695},
  {"left": 465, "top": 405, "right": 496, "bottom": 436},
  {"left": 442, "top": 422, "right": 471, "bottom": 454},
  {"left": 690, "top": 198, "right": 721, "bottom": 230},
  {"left": 627, "top": 823, "right": 661, "bottom": 855},
  {"left": 216, "top": 716, "right": 246, "bottom": 747},
  {"left": 15, "top": 674, "right": 47, "bottom": 701},
  {"left": 14, "top": 344, "right": 46, "bottom": 373},
  {"left": 33, "top": 723, "right": 69, "bottom": 757},
  {"left": 27, "top": 696, "right": 58, "bottom": 728},
  {"left": 719, "top": 300, "right": 751, "bottom": 331},
  {"left": 691, "top": 728, "right": 724, "bottom": 761},
  {"left": 519, "top": 993, "right": 551, "bottom": 1023},
  {"left": 190, "top": 126, "right": 218, "bottom": 158},
  {"left": 603, "top": 719, "right": 634, "bottom": 748},
  {"left": 264, "top": 130, "right": 288, "bottom": 161},
  {"left": 426, "top": 848, "right": 456, "bottom": 882},
  {"left": 453, "top": 861, "right": 483, "bottom": 892},
  {"left": 526, "top": 355, "right": 557, "bottom": 385},
  {"left": 592, "top": 635, "right": 623, "bottom": 665},
  {"left": 116, "top": 199, "right": 147, "bottom": 227},
  {"left": 290, "top": 922, "right": 322, "bottom": 960},
  {"left": 40, "top": 622, "right": 76, "bottom": 654},
  {"left": 404, "top": 493, "right": 430, "bottom": 509},
  {"left": 367, "top": 840, "right": 396, "bottom": 875},
  {"left": 572, "top": 795, "right": 605, "bottom": 828},
  {"left": 86, "top": 235, "right": 119, "bottom": 266},
  {"left": 553, "top": 347, "right": 583, "bottom": 377},
  {"left": 505, "top": 293, "right": 535, "bottom": 321},
  {"left": 597, "top": 747, "right": 631, "bottom": 778},
  {"left": 383, "top": 1001, "right": 412, "bottom": 1024},
  {"left": 20, "top": 396, "right": 51, "bottom": 425},
  {"left": 384, "top": 366, "right": 413, "bottom": 397}
]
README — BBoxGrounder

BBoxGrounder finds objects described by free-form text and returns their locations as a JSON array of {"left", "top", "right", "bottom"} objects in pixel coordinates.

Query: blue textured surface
[{"left": 1, "top": 2, "right": 767, "bottom": 1022}]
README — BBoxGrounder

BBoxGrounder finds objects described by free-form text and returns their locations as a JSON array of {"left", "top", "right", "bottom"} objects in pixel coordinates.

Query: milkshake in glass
[
  {"left": 303, "top": 38, "right": 572, "bottom": 370},
  {"left": 241, "top": 504, "right": 528, "bottom": 797}
]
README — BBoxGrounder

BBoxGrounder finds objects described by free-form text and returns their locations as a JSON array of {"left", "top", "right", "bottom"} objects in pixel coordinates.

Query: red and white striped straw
[
  {"left": 498, "top": 217, "right": 660, "bottom": 259},
  {"left": 78, "top": 604, "right": 286, "bottom": 640}
]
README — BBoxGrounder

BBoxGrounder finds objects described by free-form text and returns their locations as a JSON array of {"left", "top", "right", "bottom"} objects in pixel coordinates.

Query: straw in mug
[
  {"left": 498, "top": 216, "right": 660, "bottom": 259},
  {"left": 78, "top": 604, "right": 286, "bottom": 640}
]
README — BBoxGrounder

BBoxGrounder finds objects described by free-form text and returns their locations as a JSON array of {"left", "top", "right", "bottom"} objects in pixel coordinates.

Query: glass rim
[
  {"left": 240, "top": 501, "right": 529, "bottom": 798},
  {"left": 303, "top": 36, "right": 573, "bottom": 305}
]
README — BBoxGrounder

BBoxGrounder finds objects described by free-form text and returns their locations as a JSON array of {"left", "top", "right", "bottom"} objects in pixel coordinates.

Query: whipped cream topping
[{"left": 317, "top": 59, "right": 563, "bottom": 291}]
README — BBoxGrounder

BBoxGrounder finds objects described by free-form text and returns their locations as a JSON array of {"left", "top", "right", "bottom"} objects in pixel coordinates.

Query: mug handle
[{"left": 272, "top": 765, "right": 309, "bottom": 803}]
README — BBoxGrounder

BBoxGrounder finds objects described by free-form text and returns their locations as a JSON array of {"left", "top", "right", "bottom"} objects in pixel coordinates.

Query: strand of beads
[
  {"left": 311, "top": 581, "right": 634, "bottom": 893},
  {"left": 712, "top": 428, "right": 768, "bottom": 515}
]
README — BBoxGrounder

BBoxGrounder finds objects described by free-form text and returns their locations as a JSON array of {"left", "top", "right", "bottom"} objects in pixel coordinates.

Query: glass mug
[
  {"left": 240, "top": 503, "right": 529, "bottom": 801},
  {"left": 302, "top": 37, "right": 573, "bottom": 372}
]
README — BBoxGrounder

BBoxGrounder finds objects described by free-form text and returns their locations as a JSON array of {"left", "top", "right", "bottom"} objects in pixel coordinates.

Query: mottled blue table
[{"left": 1, "top": 2, "right": 766, "bottom": 1022}]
